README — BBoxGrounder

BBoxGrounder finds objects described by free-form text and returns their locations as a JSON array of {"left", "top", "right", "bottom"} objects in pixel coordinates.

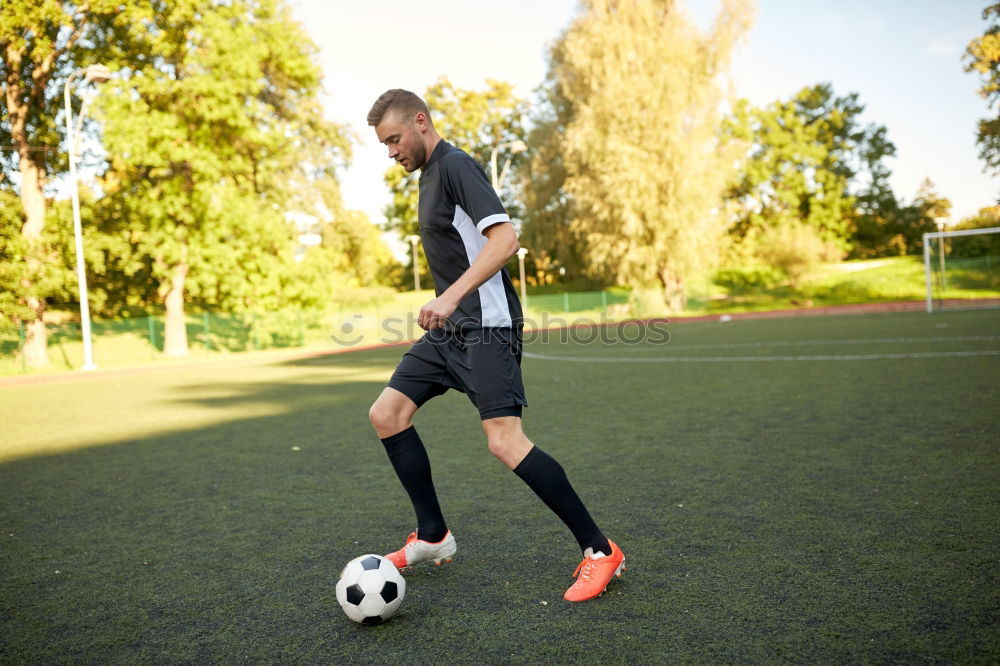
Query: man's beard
[{"left": 406, "top": 142, "right": 427, "bottom": 172}]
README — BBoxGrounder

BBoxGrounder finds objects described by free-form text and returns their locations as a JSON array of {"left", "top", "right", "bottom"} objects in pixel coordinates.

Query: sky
[{"left": 290, "top": 0, "right": 995, "bottom": 230}]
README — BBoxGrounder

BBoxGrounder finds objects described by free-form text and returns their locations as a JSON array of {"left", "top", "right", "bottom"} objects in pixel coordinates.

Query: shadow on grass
[{"left": 0, "top": 360, "right": 396, "bottom": 661}]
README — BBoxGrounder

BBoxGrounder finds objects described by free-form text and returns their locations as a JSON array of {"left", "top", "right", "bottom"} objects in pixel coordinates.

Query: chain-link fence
[{"left": 1, "top": 289, "right": 631, "bottom": 374}]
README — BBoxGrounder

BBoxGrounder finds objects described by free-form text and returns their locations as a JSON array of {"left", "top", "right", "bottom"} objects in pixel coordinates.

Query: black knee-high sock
[
  {"left": 380, "top": 426, "right": 447, "bottom": 543},
  {"left": 513, "top": 446, "right": 610, "bottom": 555}
]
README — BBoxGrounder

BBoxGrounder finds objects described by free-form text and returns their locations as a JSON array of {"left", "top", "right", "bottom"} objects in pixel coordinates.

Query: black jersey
[{"left": 418, "top": 140, "right": 523, "bottom": 330}]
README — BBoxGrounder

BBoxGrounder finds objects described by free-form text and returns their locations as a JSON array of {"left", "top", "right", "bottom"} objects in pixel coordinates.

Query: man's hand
[
  {"left": 418, "top": 294, "right": 459, "bottom": 330},
  {"left": 415, "top": 222, "right": 519, "bottom": 331}
]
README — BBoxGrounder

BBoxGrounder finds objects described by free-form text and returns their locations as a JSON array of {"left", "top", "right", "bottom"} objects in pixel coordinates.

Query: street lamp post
[
  {"left": 405, "top": 234, "right": 421, "bottom": 290},
  {"left": 490, "top": 140, "right": 527, "bottom": 192},
  {"left": 65, "top": 64, "right": 111, "bottom": 371},
  {"left": 516, "top": 247, "right": 528, "bottom": 306}
]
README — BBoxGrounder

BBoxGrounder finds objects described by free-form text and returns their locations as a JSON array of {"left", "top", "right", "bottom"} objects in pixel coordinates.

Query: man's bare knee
[
  {"left": 368, "top": 402, "right": 390, "bottom": 432},
  {"left": 486, "top": 431, "right": 512, "bottom": 460},
  {"left": 369, "top": 389, "right": 417, "bottom": 439},
  {"left": 482, "top": 417, "right": 533, "bottom": 469}
]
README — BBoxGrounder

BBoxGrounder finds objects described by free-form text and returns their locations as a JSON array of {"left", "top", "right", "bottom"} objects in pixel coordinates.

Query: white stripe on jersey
[
  {"left": 452, "top": 205, "right": 513, "bottom": 327},
  {"left": 476, "top": 212, "right": 510, "bottom": 233}
]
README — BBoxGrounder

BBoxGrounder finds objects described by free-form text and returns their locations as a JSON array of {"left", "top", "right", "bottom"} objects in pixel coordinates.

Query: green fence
[
  {"left": 0, "top": 290, "right": 629, "bottom": 374},
  {"left": 523, "top": 289, "right": 629, "bottom": 313}
]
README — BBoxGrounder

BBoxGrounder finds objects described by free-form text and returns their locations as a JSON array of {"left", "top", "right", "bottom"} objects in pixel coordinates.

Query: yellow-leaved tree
[{"left": 522, "top": 0, "right": 753, "bottom": 311}]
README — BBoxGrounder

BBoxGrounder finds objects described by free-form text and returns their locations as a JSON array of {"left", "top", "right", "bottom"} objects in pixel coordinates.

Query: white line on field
[
  {"left": 608, "top": 335, "right": 1000, "bottom": 352},
  {"left": 523, "top": 350, "right": 1000, "bottom": 363}
]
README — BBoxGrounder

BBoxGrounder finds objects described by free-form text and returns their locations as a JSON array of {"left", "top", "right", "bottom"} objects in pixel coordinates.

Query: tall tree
[
  {"left": 94, "top": 0, "right": 353, "bottom": 356},
  {"left": 521, "top": 0, "right": 754, "bottom": 311},
  {"left": 1, "top": 1, "right": 122, "bottom": 367},
  {"left": 725, "top": 84, "right": 896, "bottom": 262},
  {"left": 965, "top": 2, "right": 1000, "bottom": 181}
]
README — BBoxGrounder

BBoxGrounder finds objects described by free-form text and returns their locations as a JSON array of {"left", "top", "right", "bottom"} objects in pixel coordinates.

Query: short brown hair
[{"left": 367, "top": 89, "right": 433, "bottom": 127}]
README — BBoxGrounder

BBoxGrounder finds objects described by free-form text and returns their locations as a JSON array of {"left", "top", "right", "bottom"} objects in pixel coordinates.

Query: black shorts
[{"left": 387, "top": 327, "right": 527, "bottom": 420}]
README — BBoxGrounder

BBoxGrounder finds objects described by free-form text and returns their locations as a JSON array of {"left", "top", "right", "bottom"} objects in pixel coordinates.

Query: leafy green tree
[
  {"left": 521, "top": 0, "right": 753, "bottom": 310},
  {"left": 93, "top": 0, "right": 354, "bottom": 356},
  {"left": 381, "top": 77, "right": 527, "bottom": 288},
  {"left": 278, "top": 206, "right": 399, "bottom": 309},
  {"left": 726, "top": 84, "right": 896, "bottom": 259},
  {"left": 965, "top": 3, "right": 1000, "bottom": 180},
  {"left": 851, "top": 179, "right": 951, "bottom": 259},
  {"left": 1, "top": 0, "right": 124, "bottom": 367},
  {"left": 947, "top": 205, "right": 1000, "bottom": 261}
]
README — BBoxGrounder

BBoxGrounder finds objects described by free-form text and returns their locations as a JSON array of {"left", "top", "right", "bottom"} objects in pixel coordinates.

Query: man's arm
[{"left": 417, "top": 222, "right": 519, "bottom": 330}]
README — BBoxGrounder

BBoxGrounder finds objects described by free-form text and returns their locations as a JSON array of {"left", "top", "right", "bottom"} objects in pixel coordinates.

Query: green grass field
[{"left": 2, "top": 309, "right": 998, "bottom": 663}]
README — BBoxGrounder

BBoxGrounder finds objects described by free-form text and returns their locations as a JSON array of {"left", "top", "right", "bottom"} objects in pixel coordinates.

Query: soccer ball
[{"left": 336, "top": 554, "right": 406, "bottom": 625}]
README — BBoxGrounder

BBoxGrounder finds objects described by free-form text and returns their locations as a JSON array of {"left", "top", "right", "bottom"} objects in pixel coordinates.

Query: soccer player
[{"left": 366, "top": 89, "right": 624, "bottom": 602}]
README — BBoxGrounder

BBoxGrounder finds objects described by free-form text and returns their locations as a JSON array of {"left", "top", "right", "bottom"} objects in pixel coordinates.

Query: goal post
[{"left": 923, "top": 226, "right": 1000, "bottom": 312}]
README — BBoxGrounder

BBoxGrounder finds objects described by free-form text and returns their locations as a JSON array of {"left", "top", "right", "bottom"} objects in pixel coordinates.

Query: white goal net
[{"left": 923, "top": 226, "right": 1000, "bottom": 312}]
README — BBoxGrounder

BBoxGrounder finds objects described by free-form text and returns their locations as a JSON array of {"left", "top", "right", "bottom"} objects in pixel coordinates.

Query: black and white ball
[{"left": 336, "top": 554, "right": 405, "bottom": 625}]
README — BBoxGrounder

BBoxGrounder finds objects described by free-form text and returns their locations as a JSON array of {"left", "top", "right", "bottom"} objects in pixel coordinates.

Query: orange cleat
[
  {"left": 563, "top": 539, "right": 625, "bottom": 602},
  {"left": 385, "top": 530, "right": 456, "bottom": 571}
]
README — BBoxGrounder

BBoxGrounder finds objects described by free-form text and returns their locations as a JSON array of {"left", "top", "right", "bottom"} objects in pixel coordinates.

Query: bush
[
  {"left": 715, "top": 265, "right": 786, "bottom": 293},
  {"left": 755, "top": 221, "right": 841, "bottom": 288}
]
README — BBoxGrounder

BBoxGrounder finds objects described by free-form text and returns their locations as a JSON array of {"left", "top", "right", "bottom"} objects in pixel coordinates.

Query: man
[{"left": 366, "top": 89, "right": 624, "bottom": 602}]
